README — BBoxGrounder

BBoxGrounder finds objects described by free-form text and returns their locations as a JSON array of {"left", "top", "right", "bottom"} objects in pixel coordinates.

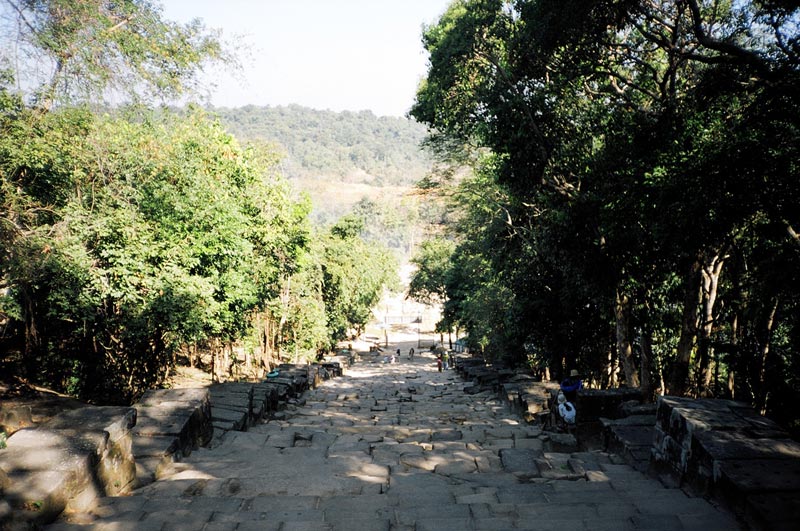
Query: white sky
[{"left": 161, "top": 0, "right": 453, "bottom": 117}]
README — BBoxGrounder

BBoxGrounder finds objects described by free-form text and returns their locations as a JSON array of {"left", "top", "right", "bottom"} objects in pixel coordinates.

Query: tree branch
[{"left": 685, "top": 0, "right": 772, "bottom": 78}]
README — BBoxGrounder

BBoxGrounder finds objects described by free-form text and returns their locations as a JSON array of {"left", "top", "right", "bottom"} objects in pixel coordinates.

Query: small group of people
[
  {"left": 436, "top": 350, "right": 455, "bottom": 372},
  {"left": 555, "top": 369, "right": 582, "bottom": 429},
  {"left": 385, "top": 347, "right": 415, "bottom": 364}
]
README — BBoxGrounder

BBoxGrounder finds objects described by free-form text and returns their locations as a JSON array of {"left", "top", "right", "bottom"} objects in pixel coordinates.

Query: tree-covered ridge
[{"left": 211, "top": 105, "right": 432, "bottom": 186}]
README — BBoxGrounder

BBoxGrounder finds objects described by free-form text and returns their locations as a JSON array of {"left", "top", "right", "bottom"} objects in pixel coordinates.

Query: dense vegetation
[
  {"left": 408, "top": 0, "right": 799, "bottom": 431},
  {"left": 0, "top": 0, "right": 397, "bottom": 403},
  {"left": 209, "top": 105, "right": 438, "bottom": 252},
  {"left": 213, "top": 105, "right": 432, "bottom": 186}
]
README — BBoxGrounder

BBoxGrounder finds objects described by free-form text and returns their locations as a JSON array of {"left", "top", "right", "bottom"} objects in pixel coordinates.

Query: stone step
[{"left": 0, "top": 407, "right": 137, "bottom": 528}]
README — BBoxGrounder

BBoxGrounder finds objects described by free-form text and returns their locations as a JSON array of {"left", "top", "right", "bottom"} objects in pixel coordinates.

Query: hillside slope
[
  {"left": 211, "top": 104, "right": 432, "bottom": 187},
  {"left": 211, "top": 105, "right": 435, "bottom": 236}
]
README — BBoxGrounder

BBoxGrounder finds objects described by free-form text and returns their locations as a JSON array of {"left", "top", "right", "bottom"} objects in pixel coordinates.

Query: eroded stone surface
[{"left": 43, "top": 353, "right": 742, "bottom": 531}]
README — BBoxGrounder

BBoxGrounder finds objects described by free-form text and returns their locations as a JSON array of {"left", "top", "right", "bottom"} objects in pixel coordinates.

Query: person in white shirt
[{"left": 557, "top": 391, "right": 576, "bottom": 425}]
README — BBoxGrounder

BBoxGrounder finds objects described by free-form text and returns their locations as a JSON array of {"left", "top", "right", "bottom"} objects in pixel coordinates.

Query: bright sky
[{"left": 161, "top": 0, "right": 453, "bottom": 117}]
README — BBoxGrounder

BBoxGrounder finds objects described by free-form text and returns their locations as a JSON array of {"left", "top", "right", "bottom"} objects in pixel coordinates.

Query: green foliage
[
  {"left": 320, "top": 214, "right": 399, "bottom": 343},
  {"left": 0, "top": 103, "right": 311, "bottom": 401},
  {"left": 0, "top": 0, "right": 400, "bottom": 400},
  {"left": 212, "top": 105, "right": 432, "bottom": 187},
  {"left": 413, "top": 0, "right": 800, "bottom": 427},
  {"left": 1, "top": 0, "right": 226, "bottom": 109},
  {"left": 408, "top": 237, "right": 456, "bottom": 305}
]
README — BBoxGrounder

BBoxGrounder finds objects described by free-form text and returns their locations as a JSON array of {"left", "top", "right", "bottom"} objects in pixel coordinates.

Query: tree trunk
[
  {"left": 640, "top": 323, "right": 656, "bottom": 402},
  {"left": 697, "top": 253, "right": 725, "bottom": 396},
  {"left": 727, "top": 251, "right": 745, "bottom": 400},
  {"left": 605, "top": 324, "right": 618, "bottom": 388},
  {"left": 211, "top": 342, "right": 216, "bottom": 383},
  {"left": 669, "top": 260, "right": 702, "bottom": 395},
  {"left": 615, "top": 289, "right": 640, "bottom": 388},
  {"left": 756, "top": 296, "right": 780, "bottom": 414},
  {"left": 728, "top": 310, "right": 739, "bottom": 400}
]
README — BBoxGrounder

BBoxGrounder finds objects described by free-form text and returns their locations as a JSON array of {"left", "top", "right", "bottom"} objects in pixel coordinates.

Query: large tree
[{"left": 412, "top": 0, "right": 799, "bottom": 416}]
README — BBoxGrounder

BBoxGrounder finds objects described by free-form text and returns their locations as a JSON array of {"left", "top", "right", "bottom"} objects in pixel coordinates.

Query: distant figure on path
[
  {"left": 436, "top": 355, "right": 443, "bottom": 372},
  {"left": 408, "top": 347, "right": 414, "bottom": 360},
  {"left": 560, "top": 369, "right": 582, "bottom": 402}
]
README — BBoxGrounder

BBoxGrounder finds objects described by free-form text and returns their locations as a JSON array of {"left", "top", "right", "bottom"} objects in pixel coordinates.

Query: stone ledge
[
  {"left": 651, "top": 395, "right": 800, "bottom": 529},
  {"left": 133, "top": 387, "right": 212, "bottom": 487},
  {"left": 0, "top": 406, "right": 136, "bottom": 528}
]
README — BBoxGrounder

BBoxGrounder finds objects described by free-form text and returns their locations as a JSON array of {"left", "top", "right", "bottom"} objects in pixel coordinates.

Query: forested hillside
[
  {"left": 212, "top": 105, "right": 432, "bottom": 186},
  {"left": 0, "top": 0, "right": 399, "bottom": 403},
  {"left": 211, "top": 105, "right": 438, "bottom": 250}
]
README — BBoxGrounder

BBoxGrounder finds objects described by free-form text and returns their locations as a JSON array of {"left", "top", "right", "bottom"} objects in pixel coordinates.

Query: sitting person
[
  {"left": 557, "top": 391, "right": 576, "bottom": 427},
  {"left": 560, "top": 369, "right": 582, "bottom": 402}
]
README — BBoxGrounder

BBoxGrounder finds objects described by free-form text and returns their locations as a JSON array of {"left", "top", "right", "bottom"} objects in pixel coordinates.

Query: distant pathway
[{"left": 48, "top": 350, "right": 741, "bottom": 530}]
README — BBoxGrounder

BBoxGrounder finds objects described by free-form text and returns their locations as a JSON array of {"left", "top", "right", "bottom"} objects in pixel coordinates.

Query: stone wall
[
  {"left": 652, "top": 396, "right": 800, "bottom": 530},
  {"left": 0, "top": 359, "right": 353, "bottom": 528}
]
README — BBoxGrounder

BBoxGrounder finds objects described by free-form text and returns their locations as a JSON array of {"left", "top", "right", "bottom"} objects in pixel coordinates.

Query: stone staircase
[
  {"left": 0, "top": 357, "right": 350, "bottom": 529},
  {"left": 39, "top": 353, "right": 741, "bottom": 530}
]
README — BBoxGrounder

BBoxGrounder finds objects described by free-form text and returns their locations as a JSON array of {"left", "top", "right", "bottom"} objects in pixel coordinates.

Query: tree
[
  {"left": 412, "top": 0, "right": 799, "bottom": 420},
  {"left": 320, "top": 214, "right": 399, "bottom": 343},
  {"left": 0, "top": 104, "right": 310, "bottom": 401},
  {"left": 407, "top": 237, "right": 456, "bottom": 305},
  {"left": 1, "top": 0, "right": 226, "bottom": 110}
]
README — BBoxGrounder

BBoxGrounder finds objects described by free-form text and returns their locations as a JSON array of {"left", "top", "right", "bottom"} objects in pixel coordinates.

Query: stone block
[
  {"left": 693, "top": 429, "right": 800, "bottom": 464},
  {"left": 40, "top": 406, "right": 137, "bottom": 496},
  {"left": 0, "top": 429, "right": 99, "bottom": 526},
  {"left": 604, "top": 424, "right": 654, "bottom": 459},
  {"left": 0, "top": 403, "right": 34, "bottom": 435},
  {"left": 136, "top": 388, "right": 213, "bottom": 448},
  {"left": 499, "top": 448, "right": 540, "bottom": 476},
  {"left": 717, "top": 458, "right": 800, "bottom": 499},
  {"left": 211, "top": 406, "right": 249, "bottom": 432},
  {"left": 543, "top": 432, "right": 578, "bottom": 453},
  {"left": 0, "top": 406, "right": 139, "bottom": 527}
]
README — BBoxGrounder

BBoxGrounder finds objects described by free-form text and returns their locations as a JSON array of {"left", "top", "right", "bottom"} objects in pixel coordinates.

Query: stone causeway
[{"left": 1, "top": 350, "right": 797, "bottom": 530}]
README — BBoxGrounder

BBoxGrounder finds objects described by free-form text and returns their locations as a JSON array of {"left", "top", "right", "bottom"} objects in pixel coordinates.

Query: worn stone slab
[
  {"left": 0, "top": 404, "right": 141, "bottom": 528},
  {"left": 605, "top": 425, "right": 654, "bottom": 450},
  {"left": 693, "top": 429, "right": 800, "bottom": 462},
  {"left": 137, "top": 388, "right": 210, "bottom": 408},
  {"left": 543, "top": 432, "right": 578, "bottom": 453},
  {"left": 135, "top": 388, "right": 213, "bottom": 449},
  {"left": 717, "top": 458, "right": 800, "bottom": 495},
  {"left": 499, "top": 448, "right": 540, "bottom": 475},
  {"left": 210, "top": 406, "right": 248, "bottom": 431},
  {"left": 431, "top": 429, "right": 462, "bottom": 441},
  {"left": 39, "top": 406, "right": 138, "bottom": 496},
  {"left": 434, "top": 459, "right": 478, "bottom": 475},
  {"left": 1, "top": 429, "right": 99, "bottom": 526}
]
